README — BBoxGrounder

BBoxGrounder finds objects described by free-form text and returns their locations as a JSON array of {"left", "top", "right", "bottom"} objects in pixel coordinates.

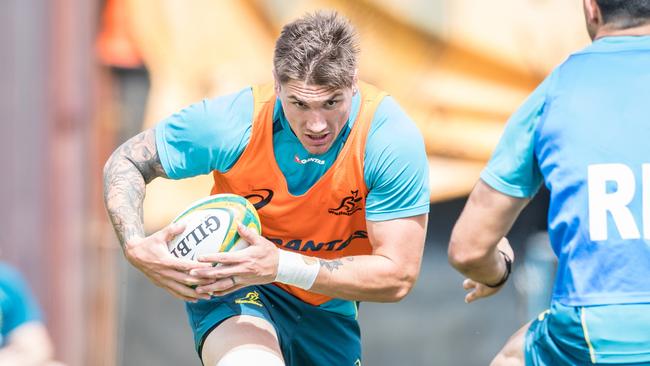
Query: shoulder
[
  {"left": 362, "top": 96, "right": 430, "bottom": 220},
  {"left": 154, "top": 86, "right": 256, "bottom": 177},
  {"left": 157, "top": 86, "right": 254, "bottom": 132},
  {"left": 365, "top": 96, "right": 426, "bottom": 169},
  {"left": 188, "top": 87, "right": 254, "bottom": 127},
  {"left": 205, "top": 86, "right": 254, "bottom": 115},
  {"left": 481, "top": 73, "right": 558, "bottom": 198}
]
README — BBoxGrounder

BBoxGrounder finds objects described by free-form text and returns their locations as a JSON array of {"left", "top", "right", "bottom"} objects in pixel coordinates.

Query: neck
[{"left": 594, "top": 22, "right": 650, "bottom": 40}]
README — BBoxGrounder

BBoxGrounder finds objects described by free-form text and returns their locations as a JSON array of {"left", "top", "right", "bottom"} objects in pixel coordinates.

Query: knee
[{"left": 215, "top": 347, "right": 285, "bottom": 366}]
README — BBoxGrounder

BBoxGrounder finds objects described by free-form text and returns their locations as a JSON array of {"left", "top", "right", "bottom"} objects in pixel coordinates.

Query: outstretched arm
[
  {"left": 448, "top": 180, "right": 528, "bottom": 303},
  {"left": 103, "top": 129, "right": 211, "bottom": 301}
]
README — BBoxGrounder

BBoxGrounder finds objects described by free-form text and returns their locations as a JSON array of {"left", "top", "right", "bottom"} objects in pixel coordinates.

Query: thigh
[
  {"left": 201, "top": 315, "right": 284, "bottom": 365},
  {"left": 256, "top": 285, "right": 362, "bottom": 366},
  {"left": 291, "top": 305, "right": 362, "bottom": 366},
  {"left": 185, "top": 287, "right": 276, "bottom": 357},
  {"left": 491, "top": 321, "right": 530, "bottom": 366}
]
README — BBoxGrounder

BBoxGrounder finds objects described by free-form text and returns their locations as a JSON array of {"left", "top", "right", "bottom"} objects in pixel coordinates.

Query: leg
[
  {"left": 201, "top": 315, "right": 285, "bottom": 366},
  {"left": 490, "top": 321, "right": 531, "bottom": 366}
]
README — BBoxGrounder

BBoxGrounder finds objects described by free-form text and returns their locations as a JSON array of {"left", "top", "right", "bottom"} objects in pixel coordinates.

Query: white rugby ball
[{"left": 167, "top": 194, "right": 261, "bottom": 260}]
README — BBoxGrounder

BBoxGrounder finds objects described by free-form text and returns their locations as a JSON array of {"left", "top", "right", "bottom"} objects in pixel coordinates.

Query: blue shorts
[
  {"left": 525, "top": 302, "right": 650, "bottom": 365},
  {"left": 185, "top": 284, "right": 362, "bottom": 366}
]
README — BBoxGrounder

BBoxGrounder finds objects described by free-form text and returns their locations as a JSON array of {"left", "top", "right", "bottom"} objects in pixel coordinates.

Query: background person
[
  {"left": 448, "top": 0, "right": 650, "bottom": 364},
  {"left": 0, "top": 262, "right": 62, "bottom": 366}
]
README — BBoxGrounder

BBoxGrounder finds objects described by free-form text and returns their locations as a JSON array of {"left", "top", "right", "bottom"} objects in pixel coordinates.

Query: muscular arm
[
  {"left": 310, "top": 214, "right": 427, "bottom": 302},
  {"left": 193, "top": 214, "right": 428, "bottom": 303},
  {"left": 103, "top": 129, "right": 167, "bottom": 246},
  {"left": 448, "top": 180, "right": 528, "bottom": 299},
  {"left": 103, "top": 129, "right": 211, "bottom": 301}
]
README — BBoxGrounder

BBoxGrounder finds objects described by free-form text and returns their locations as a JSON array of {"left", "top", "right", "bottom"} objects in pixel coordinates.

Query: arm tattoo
[
  {"left": 319, "top": 258, "right": 344, "bottom": 272},
  {"left": 103, "top": 129, "right": 168, "bottom": 247}
]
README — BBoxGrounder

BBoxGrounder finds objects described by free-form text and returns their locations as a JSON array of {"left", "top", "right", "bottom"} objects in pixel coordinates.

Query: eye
[
  {"left": 326, "top": 100, "right": 338, "bottom": 107},
  {"left": 293, "top": 101, "right": 307, "bottom": 109}
]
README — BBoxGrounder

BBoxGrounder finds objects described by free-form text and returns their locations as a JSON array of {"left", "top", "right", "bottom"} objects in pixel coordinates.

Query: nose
[{"left": 305, "top": 111, "right": 327, "bottom": 133}]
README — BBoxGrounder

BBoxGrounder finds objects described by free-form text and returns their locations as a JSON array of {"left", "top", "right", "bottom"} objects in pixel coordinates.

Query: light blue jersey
[
  {"left": 485, "top": 36, "right": 650, "bottom": 365},
  {"left": 156, "top": 87, "right": 430, "bottom": 221},
  {"left": 0, "top": 263, "right": 42, "bottom": 346},
  {"left": 484, "top": 36, "right": 650, "bottom": 307}
]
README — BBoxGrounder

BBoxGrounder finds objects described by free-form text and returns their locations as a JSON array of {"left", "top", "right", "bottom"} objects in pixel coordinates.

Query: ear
[
  {"left": 584, "top": 0, "right": 601, "bottom": 24},
  {"left": 352, "top": 68, "right": 359, "bottom": 95},
  {"left": 583, "top": 0, "right": 603, "bottom": 39}
]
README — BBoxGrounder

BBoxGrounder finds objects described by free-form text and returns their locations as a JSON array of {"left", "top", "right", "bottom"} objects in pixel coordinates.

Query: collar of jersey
[
  {"left": 271, "top": 91, "right": 362, "bottom": 157},
  {"left": 578, "top": 35, "right": 650, "bottom": 54}
]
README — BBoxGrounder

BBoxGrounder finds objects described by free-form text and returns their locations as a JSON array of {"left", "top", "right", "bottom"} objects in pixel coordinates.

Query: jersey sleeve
[
  {"left": 155, "top": 87, "right": 254, "bottom": 179},
  {"left": 364, "top": 96, "right": 430, "bottom": 221},
  {"left": 0, "top": 264, "right": 43, "bottom": 337},
  {"left": 480, "top": 74, "right": 554, "bottom": 198}
]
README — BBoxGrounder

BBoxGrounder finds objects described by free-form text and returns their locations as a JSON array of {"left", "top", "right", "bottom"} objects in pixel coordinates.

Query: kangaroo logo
[
  {"left": 328, "top": 190, "right": 363, "bottom": 216},
  {"left": 234, "top": 291, "right": 264, "bottom": 307}
]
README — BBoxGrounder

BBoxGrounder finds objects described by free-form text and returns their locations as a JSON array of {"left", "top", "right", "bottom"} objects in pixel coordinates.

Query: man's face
[{"left": 276, "top": 79, "right": 355, "bottom": 155}]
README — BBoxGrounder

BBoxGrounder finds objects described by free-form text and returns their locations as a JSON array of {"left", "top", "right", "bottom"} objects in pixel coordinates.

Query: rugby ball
[{"left": 167, "top": 194, "right": 261, "bottom": 260}]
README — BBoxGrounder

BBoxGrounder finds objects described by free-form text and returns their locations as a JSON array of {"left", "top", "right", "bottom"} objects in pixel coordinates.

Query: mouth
[{"left": 305, "top": 133, "right": 330, "bottom": 145}]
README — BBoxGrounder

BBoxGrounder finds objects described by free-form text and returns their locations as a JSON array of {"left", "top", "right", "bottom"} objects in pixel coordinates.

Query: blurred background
[{"left": 0, "top": 0, "right": 589, "bottom": 365}]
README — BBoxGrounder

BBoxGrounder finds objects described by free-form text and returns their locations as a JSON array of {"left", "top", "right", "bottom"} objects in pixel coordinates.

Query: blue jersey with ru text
[{"left": 483, "top": 36, "right": 650, "bottom": 306}]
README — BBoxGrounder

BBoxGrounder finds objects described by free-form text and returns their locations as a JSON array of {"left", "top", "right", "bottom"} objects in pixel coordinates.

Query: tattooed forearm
[
  {"left": 319, "top": 258, "right": 344, "bottom": 272},
  {"left": 103, "top": 129, "right": 167, "bottom": 247}
]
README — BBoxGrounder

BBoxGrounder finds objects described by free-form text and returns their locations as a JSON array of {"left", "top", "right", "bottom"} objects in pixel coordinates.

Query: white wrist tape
[{"left": 275, "top": 250, "right": 320, "bottom": 290}]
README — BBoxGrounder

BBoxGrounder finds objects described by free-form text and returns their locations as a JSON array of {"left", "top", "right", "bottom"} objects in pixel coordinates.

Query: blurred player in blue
[
  {"left": 0, "top": 261, "right": 61, "bottom": 365},
  {"left": 448, "top": 0, "right": 650, "bottom": 365}
]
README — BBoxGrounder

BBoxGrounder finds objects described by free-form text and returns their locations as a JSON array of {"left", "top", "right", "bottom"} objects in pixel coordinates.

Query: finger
[
  {"left": 237, "top": 223, "right": 259, "bottom": 244},
  {"left": 210, "top": 284, "right": 247, "bottom": 297},
  {"left": 163, "top": 257, "right": 212, "bottom": 272},
  {"left": 159, "top": 278, "right": 211, "bottom": 301},
  {"left": 465, "top": 290, "right": 477, "bottom": 304},
  {"left": 195, "top": 276, "right": 243, "bottom": 294},
  {"left": 162, "top": 269, "right": 214, "bottom": 287},
  {"left": 196, "top": 251, "right": 244, "bottom": 265},
  {"left": 190, "top": 265, "right": 244, "bottom": 279},
  {"left": 161, "top": 222, "right": 187, "bottom": 242},
  {"left": 176, "top": 283, "right": 212, "bottom": 301},
  {"left": 464, "top": 285, "right": 487, "bottom": 303},
  {"left": 466, "top": 284, "right": 498, "bottom": 303},
  {"left": 462, "top": 278, "right": 476, "bottom": 290},
  {"left": 166, "top": 290, "right": 195, "bottom": 302}
]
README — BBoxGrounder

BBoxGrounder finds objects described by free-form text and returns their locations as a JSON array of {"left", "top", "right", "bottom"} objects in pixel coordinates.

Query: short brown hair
[{"left": 273, "top": 11, "right": 359, "bottom": 88}]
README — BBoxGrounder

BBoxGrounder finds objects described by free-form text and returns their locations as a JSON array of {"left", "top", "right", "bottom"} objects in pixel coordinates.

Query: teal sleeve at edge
[
  {"left": 364, "top": 96, "right": 430, "bottom": 221},
  {"left": 155, "top": 87, "right": 254, "bottom": 179},
  {"left": 482, "top": 73, "right": 554, "bottom": 198}
]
